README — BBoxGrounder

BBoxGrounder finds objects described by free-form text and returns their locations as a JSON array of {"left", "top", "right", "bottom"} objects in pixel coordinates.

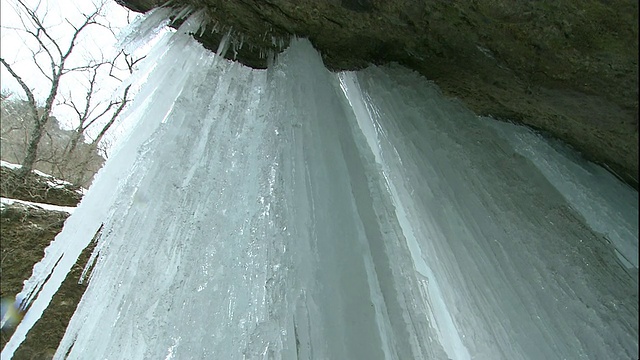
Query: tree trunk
[
  {"left": 66, "top": 129, "right": 82, "bottom": 156},
  {"left": 18, "top": 118, "right": 45, "bottom": 178}
]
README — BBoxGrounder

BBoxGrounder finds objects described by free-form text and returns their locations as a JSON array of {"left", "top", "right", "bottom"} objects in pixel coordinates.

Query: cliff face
[{"left": 120, "top": 0, "right": 638, "bottom": 187}]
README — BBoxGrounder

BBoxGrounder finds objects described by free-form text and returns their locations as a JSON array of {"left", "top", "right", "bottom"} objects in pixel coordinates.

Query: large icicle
[
  {"left": 1, "top": 11, "right": 213, "bottom": 359},
  {"left": 338, "top": 71, "right": 470, "bottom": 360},
  {"left": 51, "top": 36, "right": 446, "bottom": 359},
  {"left": 341, "top": 65, "right": 637, "bottom": 359},
  {"left": 487, "top": 118, "right": 639, "bottom": 269}
]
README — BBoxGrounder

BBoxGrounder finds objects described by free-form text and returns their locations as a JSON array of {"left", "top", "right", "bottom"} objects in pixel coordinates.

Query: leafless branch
[
  {"left": 127, "top": 55, "right": 146, "bottom": 73},
  {"left": 92, "top": 84, "right": 131, "bottom": 146},
  {"left": 0, "top": 58, "right": 38, "bottom": 121},
  {"left": 28, "top": 47, "right": 54, "bottom": 81},
  {"left": 16, "top": 0, "right": 63, "bottom": 59},
  {"left": 84, "top": 102, "right": 119, "bottom": 130}
]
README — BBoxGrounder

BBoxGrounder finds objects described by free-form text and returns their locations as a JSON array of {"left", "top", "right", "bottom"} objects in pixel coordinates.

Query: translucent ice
[{"left": 2, "top": 11, "right": 637, "bottom": 360}]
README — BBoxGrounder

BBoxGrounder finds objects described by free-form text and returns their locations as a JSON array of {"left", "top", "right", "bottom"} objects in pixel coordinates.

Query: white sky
[{"left": 0, "top": 0, "right": 141, "bottom": 134}]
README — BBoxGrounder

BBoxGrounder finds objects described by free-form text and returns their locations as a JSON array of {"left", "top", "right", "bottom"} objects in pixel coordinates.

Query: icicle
[
  {"left": 176, "top": 9, "right": 207, "bottom": 35},
  {"left": 198, "top": 20, "right": 207, "bottom": 37},
  {"left": 172, "top": 5, "right": 194, "bottom": 22},
  {"left": 265, "top": 49, "right": 276, "bottom": 69},
  {"left": 231, "top": 39, "right": 238, "bottom": 60},
  {"left": 215, "top": 29, "right": 233, "bottom": 60},
  {"left": 211, "top": 21, "right": 219, "bottom": 34},
  {"left": 116, "top": 7, "right": 174, "bottom": 55}
]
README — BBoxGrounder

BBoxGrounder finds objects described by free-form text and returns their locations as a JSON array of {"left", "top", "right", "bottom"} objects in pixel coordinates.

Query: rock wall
[{"left": 119, "top": 0, "right": 638, "bottom": 188}]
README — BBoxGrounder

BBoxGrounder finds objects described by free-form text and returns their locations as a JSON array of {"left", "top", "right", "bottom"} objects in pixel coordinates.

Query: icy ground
[{"left": 2, "top": 10, "right": 638, "bottom": 360}]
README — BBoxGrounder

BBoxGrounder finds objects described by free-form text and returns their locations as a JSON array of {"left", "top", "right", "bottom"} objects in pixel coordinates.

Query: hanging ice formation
[{"left": 2, "top": 8, "right": 638, "bottom": 360}]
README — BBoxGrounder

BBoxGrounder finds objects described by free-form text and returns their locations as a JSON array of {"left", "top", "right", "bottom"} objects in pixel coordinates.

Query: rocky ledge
[{"left": 119, "top": 0, "right": 638, "bottom": 188}]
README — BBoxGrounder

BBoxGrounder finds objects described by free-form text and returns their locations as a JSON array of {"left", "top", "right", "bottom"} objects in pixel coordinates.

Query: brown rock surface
[{"left": 119, "top": 0, "right": 638, "bottom": 187}]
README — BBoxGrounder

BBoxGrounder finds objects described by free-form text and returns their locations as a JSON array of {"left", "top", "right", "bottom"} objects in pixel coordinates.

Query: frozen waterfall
[{"left": 2, "top": 10, "right": 638, "bottom": 360}]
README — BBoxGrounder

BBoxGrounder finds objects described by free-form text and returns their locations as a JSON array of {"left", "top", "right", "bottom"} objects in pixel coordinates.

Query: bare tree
[
  {"left": 60, "top": 49, "right": 144, "bottom": 157},
  {"left": 0, "top": 0, "right": 132, "bottom": 182},
  {"left": 60, "top": 66, "right": 126, "bottom": 155}
]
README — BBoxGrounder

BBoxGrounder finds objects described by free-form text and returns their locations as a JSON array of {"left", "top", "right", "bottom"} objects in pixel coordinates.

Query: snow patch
[{"left": 1, "top": 197, "right": 76, "bottom": 214}]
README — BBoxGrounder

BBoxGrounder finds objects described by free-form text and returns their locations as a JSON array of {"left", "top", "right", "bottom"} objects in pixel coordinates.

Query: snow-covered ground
[
  {"left": 2, "top": 9, "right": 637, "bottom": 360},
  {"left": 0, "top": 198, "right": 75, "bottom": 214},
  {"left": 0, "top": 160, "right": 86, "bottom": 195},
  {"left": 0, "top": 160, "right": 80, "bottom": 212}
]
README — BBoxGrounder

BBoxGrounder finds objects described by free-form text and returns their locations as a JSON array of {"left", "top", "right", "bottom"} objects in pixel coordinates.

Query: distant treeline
[{"left": 1, "top": 94, "right": 105, "bottom": 187}]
